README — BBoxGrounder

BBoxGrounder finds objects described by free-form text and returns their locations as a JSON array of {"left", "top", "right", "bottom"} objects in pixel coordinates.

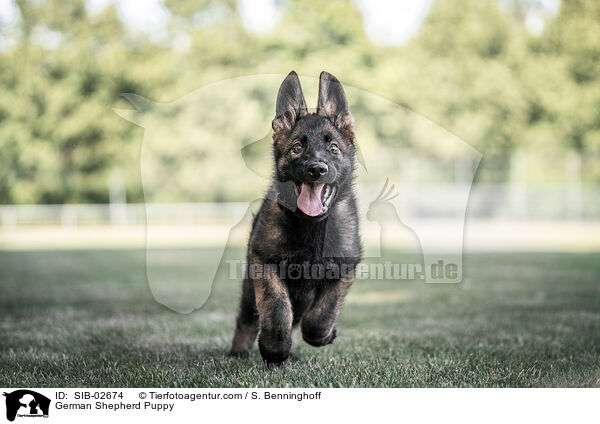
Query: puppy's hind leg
[{"left": 229, "top": 278, "right": 259, "bottom": 357}]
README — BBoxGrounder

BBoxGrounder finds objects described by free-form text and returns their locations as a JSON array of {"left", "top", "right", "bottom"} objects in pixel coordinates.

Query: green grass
[{"left": 0, "top": 249, "right": 599, "bottom": 387}]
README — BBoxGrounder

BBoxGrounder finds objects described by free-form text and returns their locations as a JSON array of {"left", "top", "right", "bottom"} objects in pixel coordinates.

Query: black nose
[{"left": 307, "top": 162, "right": 328, "bottom": 180}]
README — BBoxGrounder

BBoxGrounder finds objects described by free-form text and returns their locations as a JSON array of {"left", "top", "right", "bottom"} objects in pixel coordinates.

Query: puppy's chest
[
  {"left": 252, "top": 219, "right": 336, "bottom": 264},
  {"left": 277, "top": 225, "right": 329, "bottom": 263}
]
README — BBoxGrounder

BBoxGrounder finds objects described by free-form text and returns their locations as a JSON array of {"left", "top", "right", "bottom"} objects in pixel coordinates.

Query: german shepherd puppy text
[{"left": 230, "top": 71, "right": 362, "bottom": 364}]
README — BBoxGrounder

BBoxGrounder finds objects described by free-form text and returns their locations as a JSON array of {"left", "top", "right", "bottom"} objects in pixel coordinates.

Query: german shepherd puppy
[{"left": 230, "top": 71, "right": 361, "bottom": 364}]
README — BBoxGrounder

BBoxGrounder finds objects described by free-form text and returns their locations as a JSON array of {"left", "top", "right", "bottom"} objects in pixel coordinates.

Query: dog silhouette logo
[
  {"left": 3, "top": 390, "right": 50, "bottom": 422},
  {"left": 114, "top": 73, "right": 482, "bottom": 312}
]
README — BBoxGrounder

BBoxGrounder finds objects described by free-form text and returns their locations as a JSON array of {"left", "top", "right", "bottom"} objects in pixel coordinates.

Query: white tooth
[{"left": 325, "top": 187, "right": 335, "bottom": 206}]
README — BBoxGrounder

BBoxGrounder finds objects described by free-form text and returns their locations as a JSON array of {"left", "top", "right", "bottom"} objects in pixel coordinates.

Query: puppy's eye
[
  {"left": 329, "top": 143, "right": 339, "bottom": 154},
  {"left": 292, "top": 143, "right": 303, "bottom": 154}
]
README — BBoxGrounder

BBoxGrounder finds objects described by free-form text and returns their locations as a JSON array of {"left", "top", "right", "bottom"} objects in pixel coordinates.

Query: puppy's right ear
[{"left": 272, "top": 71, "right": 308, "bottom": 134}]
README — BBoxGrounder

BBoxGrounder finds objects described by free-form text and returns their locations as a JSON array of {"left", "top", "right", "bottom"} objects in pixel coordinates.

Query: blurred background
[
  {"left": 0, "top": 0, "right": 599, "bottom": 251},
  {"left": 1, "top": 0, "right": 600, "bottom": 388}
]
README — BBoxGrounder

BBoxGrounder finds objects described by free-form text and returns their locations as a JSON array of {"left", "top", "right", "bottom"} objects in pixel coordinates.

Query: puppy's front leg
[
  {"left": 301, "top": 277, "right": 353, "bottom": 347},
  {"left": 254, "top": 268, "right": 293, "bottom": 364}
]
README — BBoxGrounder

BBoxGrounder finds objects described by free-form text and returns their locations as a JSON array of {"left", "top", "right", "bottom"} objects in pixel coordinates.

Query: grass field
[{"left": 1, "top": 249, "right": 599, "bottom": 387}]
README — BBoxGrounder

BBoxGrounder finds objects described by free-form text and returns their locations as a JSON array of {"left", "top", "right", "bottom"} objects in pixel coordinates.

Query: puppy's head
[{"left": 272, "top": 71, "right": 355, "bottom": 219}]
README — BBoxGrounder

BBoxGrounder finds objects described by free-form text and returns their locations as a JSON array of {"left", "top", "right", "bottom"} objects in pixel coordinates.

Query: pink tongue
[{"left": 297, "top": 183, "right": 325, "bottom": 216}]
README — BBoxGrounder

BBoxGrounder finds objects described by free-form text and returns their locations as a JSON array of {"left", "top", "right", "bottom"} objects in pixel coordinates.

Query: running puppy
[{"left": 230, "top": 71, "right": 361, "bottom": 364}]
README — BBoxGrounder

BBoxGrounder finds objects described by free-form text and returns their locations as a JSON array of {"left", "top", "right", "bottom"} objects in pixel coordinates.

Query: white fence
[{"left": 1, "top": 183, "right": 599, "bottom": 229}]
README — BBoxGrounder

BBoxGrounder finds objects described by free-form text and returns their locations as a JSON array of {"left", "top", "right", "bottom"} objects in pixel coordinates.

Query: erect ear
[
  {"left": 272, "top": 71, "right": 308, "bottom": 133},
  {"left": 317, "top": 71, "right": 354, "bottom": 136}
]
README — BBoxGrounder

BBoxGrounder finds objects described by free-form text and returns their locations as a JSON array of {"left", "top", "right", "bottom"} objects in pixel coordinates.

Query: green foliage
[{"left": 0, "top": 0, "right": 599, "bottom": 203}]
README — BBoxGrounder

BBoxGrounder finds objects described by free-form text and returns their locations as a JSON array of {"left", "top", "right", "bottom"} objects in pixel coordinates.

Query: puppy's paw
[
  {"left": 302, "top": 326, "right": 336, "bottom": 347},
  {"left": 258, "top": 336, "right": 292, "bottom": 365},
  {"left": 259, "top": 344, "right": 291, "bottom": 365}
]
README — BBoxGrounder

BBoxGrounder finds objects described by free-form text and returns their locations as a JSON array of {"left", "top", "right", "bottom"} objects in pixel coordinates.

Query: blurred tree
[
  {"left": 0, "top": 0, "right": 172, "bottom": 203},
  {"left": 388, "top": 0, "right": 530, "bottom": 182},
  {"left": 542, "top": 0, "right": 600, "bottom": 154},
  {"left": 0, "top": 0, "right": 598, "bottom": 204}
]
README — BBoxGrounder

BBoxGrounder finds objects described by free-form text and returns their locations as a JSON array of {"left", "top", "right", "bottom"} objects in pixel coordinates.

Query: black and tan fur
[{"left": 230, "top": 71, "right": 361, "bottom": 364}]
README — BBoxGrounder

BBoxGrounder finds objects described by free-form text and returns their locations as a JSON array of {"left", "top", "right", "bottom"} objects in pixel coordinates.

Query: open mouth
[{"left": 294, "top": 182, "right": 337, "bottom": 217}]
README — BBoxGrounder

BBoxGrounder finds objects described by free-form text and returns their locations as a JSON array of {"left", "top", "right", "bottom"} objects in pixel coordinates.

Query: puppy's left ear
[{"left": 317, "top": 71, "right": 354, "bottom": 138}]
